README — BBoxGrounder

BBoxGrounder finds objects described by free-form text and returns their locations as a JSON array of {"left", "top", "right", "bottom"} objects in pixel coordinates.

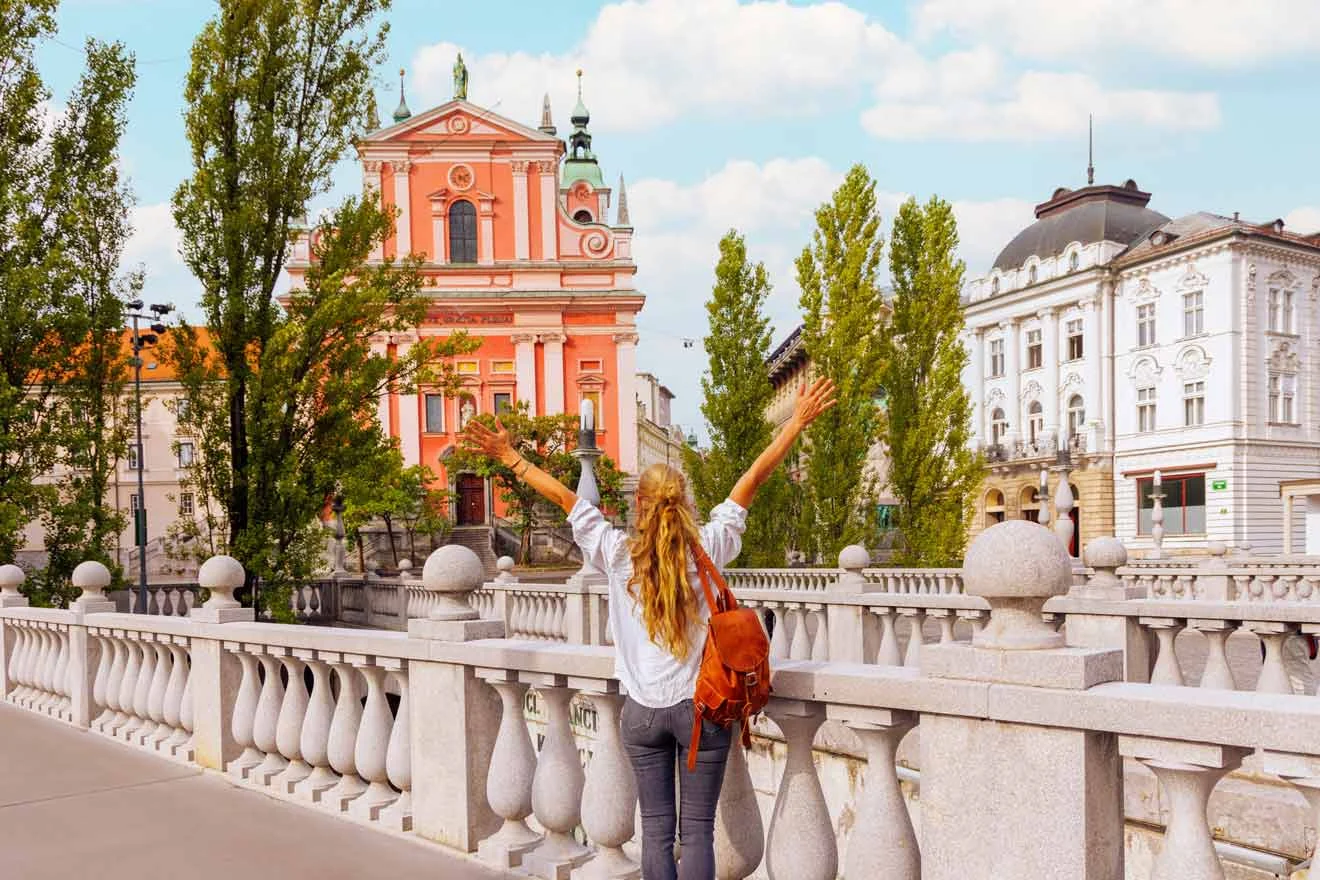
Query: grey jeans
[{"left": 620, "top": 697, "right": 732, "bottom": 880}]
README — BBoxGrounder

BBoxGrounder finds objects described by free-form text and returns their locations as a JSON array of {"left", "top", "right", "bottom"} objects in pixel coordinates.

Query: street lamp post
[
  {"left": 126, "top": 300, "right": 174, "bottom": 614},
  {"left": 569, "top": 400, "right": 604, "bottom": 586}
]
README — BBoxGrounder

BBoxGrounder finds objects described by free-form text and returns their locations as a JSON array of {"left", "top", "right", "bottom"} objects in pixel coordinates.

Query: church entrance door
[{"left": 457, "top": 474, "right": 486, "bottom": 526}]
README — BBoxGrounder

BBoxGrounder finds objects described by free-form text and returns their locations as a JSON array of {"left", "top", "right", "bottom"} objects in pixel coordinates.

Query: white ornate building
[{"left": 963, "top": 179, "right": 1320, "bottom": 555}]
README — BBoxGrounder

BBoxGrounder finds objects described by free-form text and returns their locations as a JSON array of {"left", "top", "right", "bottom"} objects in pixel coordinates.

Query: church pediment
[{"left": 362, "top": 100, "right": 562, "bottom": 146}]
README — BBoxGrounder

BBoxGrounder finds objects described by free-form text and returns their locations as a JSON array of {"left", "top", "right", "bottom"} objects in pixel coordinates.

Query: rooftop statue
[{"left": 453, "top": 52, "right": 468, "bottom": 100}]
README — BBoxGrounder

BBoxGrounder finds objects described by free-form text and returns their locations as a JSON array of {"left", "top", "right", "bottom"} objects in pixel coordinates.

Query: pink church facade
[{"left": 287, "top": 70, "right": 643, "bottom": 526}]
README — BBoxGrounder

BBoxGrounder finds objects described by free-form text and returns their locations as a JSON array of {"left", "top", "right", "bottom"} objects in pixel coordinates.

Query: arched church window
[
  {"left": 573, "top": 209, "right": 593, "bottom": 224},
  {"left": 1067, "top": 394, "right": 1085, "bottom": 438},
  {"left": 990, "top": 407, "right": 1008, "bottom": 446},
  {"left": 1028, "top": 400, "right": 1044, "bottom": 443},
  {"left": 448, "top": 200, "right": 477, "bottom": 264}
]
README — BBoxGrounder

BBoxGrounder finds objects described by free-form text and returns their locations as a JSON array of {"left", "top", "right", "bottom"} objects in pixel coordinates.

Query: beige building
[{"left": 635, "top": 372, "right": 687, "bottom": 477}]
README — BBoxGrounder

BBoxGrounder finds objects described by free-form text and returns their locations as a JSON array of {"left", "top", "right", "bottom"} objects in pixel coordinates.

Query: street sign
[{"left": 1211, "top": 479, "right": 1228, "bottom": 491}]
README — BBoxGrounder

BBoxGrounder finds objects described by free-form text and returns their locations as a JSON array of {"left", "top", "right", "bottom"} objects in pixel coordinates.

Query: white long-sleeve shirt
[{"left": 567, "top": 497, "right": 748, "bottom": 708}]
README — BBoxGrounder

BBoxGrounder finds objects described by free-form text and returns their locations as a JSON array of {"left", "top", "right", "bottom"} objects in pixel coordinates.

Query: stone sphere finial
[
  {"left": 0, "top": 563, "right": 25, "bottom": 597},
  {"left": 1207, "top": 541, "right": 1226, "bottom": 558},
  {"left": 198, "top": 555, "right": 245, "bottom": 609},
  {"left": 398, "top": 558, "right": 413, "bottom": 575},
  {"left": 494, "top": 555, "right": 517, "bottom": 584},
  {"left": 1083, "top": 536, "right": 1127, "bottom": 571},
  {"left": 421, "top": 544, "right": 485, "bottom": 620},
  {"left": 963, "top": 520, "right": 1071, "bottom": 650},
  {"left": 838, "top": 544, "right": 870, "bottom": 572},
  {"left": 72, "top": 561, "right": 112, "bottom": 599}
]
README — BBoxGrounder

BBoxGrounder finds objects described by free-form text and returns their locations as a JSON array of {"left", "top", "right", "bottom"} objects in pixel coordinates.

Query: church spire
[
  {"left": 1087, "top": 114, "right": 1095, "bottom": 186},
  {"left": 571, "top": 69, "right": 590, "bottom": 126},
  {"left": 562, "top": 70, "right": 604, "bottom": 189},
  {"left": 539, "top": 93, "right": 556, "bottom": 135},
  {"left": 392, "top": 67, "right": 411, "bottom": 123},
  {"left": 616, "top": 174, "right": 630, "bottom": 226}
]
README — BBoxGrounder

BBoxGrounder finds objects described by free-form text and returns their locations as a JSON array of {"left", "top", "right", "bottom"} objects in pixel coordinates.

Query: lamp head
[
  {"left": 150, "top": 322, "right": 166, "bottom": 335},
  {"left": 127, "top": 298, "right": 144, "bottom": 311}
]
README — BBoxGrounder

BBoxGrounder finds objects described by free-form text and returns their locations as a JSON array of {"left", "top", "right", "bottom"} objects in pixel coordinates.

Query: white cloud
[
  {"left": 1285, "top": 206, "right": 1320, "bottom": 235},
  {"left": 863, "top": 70, "right": 1219, "bottom": 141},
  {"left": 407, "top": 0, "right": 1219, "bottom": 143},
  {"left": 122, "top": 202, "right": 204, "bottom": 320},
  {"left": 912, "top": 0, "right": 1320, "bottom": 67}
]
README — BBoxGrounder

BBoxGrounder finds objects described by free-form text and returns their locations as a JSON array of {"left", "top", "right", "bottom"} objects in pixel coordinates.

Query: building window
[
  {"left": 989, "top": 339, "right": 1004, "bottom": 378},
  {"left": 448, "top": 200, "right": 477, "bottom": 263},
  {"left": 573, "top": 209, "right": 593, "bottom": 223},
  {"left": 456, "top": 360, "right": 479, "bottom": 375},
  {"left": 1138, "top": 474, "right": 1206, "bottom": 535},
  {"left": 1027, "top": 401, "right": 1044, "bottom": 443},
  {"left": 1137, "top": 386, "right": 1157, "bottom": 432},
  {"left": 581, "top": 391, "right": 603, "bottom": 429},
  {"left": 424, "top": 394, "right": 445, "bottom": 433},
  {"left": 127, "top": 445, "right": 140, "bottom": 471},
  {"left": 991, "top": 277, "right": 1000, "bottom": 295},
  {"left": 457, "top": 393, "right": 477, "bottom": 430},
  {"left": 177, "top": 441, "right": 195, "bottom": 468},
  {"left": 1069, "top": 251, "right": 1080, "bottom": 272},
  {"left": 175, "top": 398, "right": 191, "bottom": 422},
  {"left": 1066, "top": 319, "right": 1083, "bottom": 360},
  {"left": 1020, "top": 487, "right": 1041, "bottom": 521},
  {"left": 985, "top": 489, "right": 1005, "bottom": 526},
  {"left": 179, "top": 492, "right": 194, "bottom": 516},
  {"left": 1182, "top": 291, "right": 1204, "bottom": 337},
  {"left": 1026, "top": 329, "right": 1042, "bottom": 370},
  {"left": 1027, "top": 264, "right": 1038, "bottom": 285},
  {"left": 1067, "top": 394, "right": 1085, "bottom": 437},
  {"left": 990, "top": 407, "right": 1008, "bottom": 446},
  {"left": 490, "top": 360, "right": 514, "bottom": 374},
  {"left": 1270, "top": 373, "right": 1297, "bottom": 423},
  {"left": 493, "top": 392, "right": 513, "bottom": 415},
  {"left": 579, "top": 359, "right": 603, "bottom": 373},
  {"left": 1136, "top": 303, "right": 1156, "bottom": 347},
  {"left": 1183, "top": 381, "right": 1205, "bottom": 426},
  {"left": 1268, "top": 288, "right": 1296, "bottom": 333}
]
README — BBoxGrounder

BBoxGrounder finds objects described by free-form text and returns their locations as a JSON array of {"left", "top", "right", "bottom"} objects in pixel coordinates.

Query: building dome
[{"left": 992, "top": 180, "right": 1169, "bottom": 273}]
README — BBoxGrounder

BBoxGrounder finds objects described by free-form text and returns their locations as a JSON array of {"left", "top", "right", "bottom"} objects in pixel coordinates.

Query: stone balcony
[{"left": 4, "top": 522, "right": 1320, "bottom": 879}]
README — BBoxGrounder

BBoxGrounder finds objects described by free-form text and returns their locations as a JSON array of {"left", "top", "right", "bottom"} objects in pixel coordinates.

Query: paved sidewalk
[{"left": 0, "top": 704, "right": 512, "bottom": 880}]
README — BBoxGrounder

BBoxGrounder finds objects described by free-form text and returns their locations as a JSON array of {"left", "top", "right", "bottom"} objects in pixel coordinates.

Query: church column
[
  {"left": 969, "top": 326, "right": 985, "bottom": 446},
  {"left": 392, "top": 160, "right": 412, "bottom": 257},
  {"left": 373, "top": 340, "right": 391, "bottom": 436},
  {"left": 537, "top": 161, "right": 558, "bottom": 260},
  {"left": 431, "top": 201, "right": 446, "bottom": 263},
  {"left": 1002, "top": 319, "right": 1021, "bottom": 447},
  {"left": 542, "top": 332, "right": 567, "bottom": 415},
  {"left": 396, "top": 340, "right": 421, "bottom": 467},
  {"left": 614, "top": 332, "right": 639, "bottom": 475},
  {"left": 512, "top": 333, "right": 538, "bottom": 414},
  {"left": 511, "top": 161, "right": 531, "bottom": 260},
  {"left": 1041, "top": 307, "right": 1060, "bottom": 443},
  {"left": 363, "top": 161, "right": 383, "bottom": 262},
  {"left": 1081, "top": 297, "right": 1101, "bottom": 448},
  {"left": 478, "top": 195, "right": 495, "bottom": 266}
]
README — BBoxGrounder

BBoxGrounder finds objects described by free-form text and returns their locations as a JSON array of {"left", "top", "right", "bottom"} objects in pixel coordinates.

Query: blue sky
[{"left": 38, "top": 0, "right": 1320, "bottom": 434}]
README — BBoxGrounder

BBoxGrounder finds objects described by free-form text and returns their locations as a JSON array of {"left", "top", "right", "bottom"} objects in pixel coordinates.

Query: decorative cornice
[
  {"left": 612, "top": 331, "right": 639, "bottom": 346},
  {"left": 1020, "top": 379, "right": 1043, "bottom": 403},
  {"left": 391, "top": 159, "right": 412, "bottom": 174},
  {"left": 1176, "top": 263, "right": 1209, "bottom": 291},
  {"left": 362, "top": 160, "right": 382, "bottom": 173},
  {"left": 534, "top": 160, "right": 557, "bottom": 174},
  {"left": 509, "top": 332, "right": 538, "bottom": 346},
  {"left": 1128, "top": 355, "right": 1162, "bottom": 385},
  {"left": 540, "top": 331, "right": 568, "bottom": 345},
  {"left": 1174, "top": 345, "right": 1212, "bottom": 381},
  {"left": 510, "top": 160, "right": 530, "bottom": 174}
]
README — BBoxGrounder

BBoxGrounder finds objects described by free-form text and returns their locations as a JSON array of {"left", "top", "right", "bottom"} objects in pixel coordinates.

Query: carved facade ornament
[
  {"left": 1246, "top": 263, "right": 1257, "bottom": 308},
  {"left": 510, "top": 160, "right": 530, "bottom": 175},
  {"left": 1133, "top": 277, "right": 1161, "bottom": 304},
  {"left": 362, "top": 160, "right": 382, "bottom": 173},
  {"left": 391, "top": 159, "right": 412, "bottom": 174},
  {"left": 1270, "top": 341, "right": 1301, "bottom": 372},
  {"left": 986, "top": 387, "right": 1006, "bottom": 407},
  {"left": 447, "top": 115, "right": 470, "bottom": 135},
  {"left": 1268, "top": 267, "right": 1299, "bottom": 291},
  {"left": 1062, "top": 372, "right": 1083, "bottom": 389},
  {"left": 1176, "top": 264, "right": 1209, "bottom": 291},
  {"left": 1020, "top": 379, "right": 1044, "bottom": 403},
  {"left": 448, "top": 164, "right": 474, "bottom": 191},
  {"left": 1128, "top": 356, "right": 1162, "bottom": 386},
  {"left": 1174, "top": 345, "right": 1212, "bottom": 381},
  {"left": 581, "top": 229, "right": 612, "bottom": 257},
  {"left": 1311, "top": 273, "right": 1320, "bottom": 302},
  {"left": 534, "top": 160, "right": 557, "bottom": 174}
]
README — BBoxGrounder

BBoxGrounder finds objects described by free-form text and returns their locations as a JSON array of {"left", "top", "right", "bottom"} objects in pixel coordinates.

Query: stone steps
[{"left": 446, "top": 526, "right": 498, "bottom": 575}]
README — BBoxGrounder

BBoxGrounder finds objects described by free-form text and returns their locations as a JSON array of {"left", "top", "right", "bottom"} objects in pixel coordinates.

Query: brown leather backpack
[{"left": 687, "top": 542, "right": 772, "bottom": 771}]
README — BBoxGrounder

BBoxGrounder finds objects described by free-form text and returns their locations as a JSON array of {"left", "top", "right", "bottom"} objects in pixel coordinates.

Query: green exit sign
[{"left": 1212, "top": 479, "right": 1228, "bottom": 491}]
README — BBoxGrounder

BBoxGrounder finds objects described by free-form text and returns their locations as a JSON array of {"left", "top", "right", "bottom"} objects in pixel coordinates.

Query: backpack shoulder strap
[{"left": 690, "top": 541, "right": 737, "bottom": 612}]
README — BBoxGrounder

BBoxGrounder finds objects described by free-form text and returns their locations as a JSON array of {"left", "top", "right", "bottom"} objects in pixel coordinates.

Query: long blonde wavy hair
[{"left": 627, "top": 463, "right": 703, "bottom": 659}]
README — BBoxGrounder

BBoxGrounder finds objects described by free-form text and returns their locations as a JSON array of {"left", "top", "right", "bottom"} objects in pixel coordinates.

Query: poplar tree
[
  {"left": 881, "top": 196, "right": 984, "bottom": 565},
  {"left": 795, "top": 164, "right": 887, "bottom": 562},
  {"left": 683, "top": 230, "right": 790, "bottom": 565}
]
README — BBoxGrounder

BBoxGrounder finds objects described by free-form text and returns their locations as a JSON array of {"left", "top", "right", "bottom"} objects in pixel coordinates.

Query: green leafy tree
[
  {"left": 795, "top": 164, "right": 888, "bottom": 562},
  {"left": 683, "top": 230, "right": 792, "bottom": 565},
  {"left": 450, "top": 405, "right": 628, "bottom": 563},
  {"left": 881, "top": 196, "right": 985, "bottom": 565},
  {"left": 342, "top": 449, "right": 452, "bottom": 568}
]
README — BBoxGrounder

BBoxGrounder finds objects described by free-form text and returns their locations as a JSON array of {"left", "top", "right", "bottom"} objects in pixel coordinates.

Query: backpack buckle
[{"left": 745, "top": 671, "right": 758, "bottom": 686}]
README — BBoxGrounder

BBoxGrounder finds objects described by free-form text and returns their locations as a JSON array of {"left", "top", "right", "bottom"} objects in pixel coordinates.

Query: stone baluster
[
  {"left": 144, "top": 640, "right": 173, "bottom": 747},
  {"left": 900, "top": 609, "right": 926, "bottom": 668},
  {"left": 249, "top": 648, "right": 289, "bottom": 785},
  {"left": 574, "top": 685, "right": 638, "bottom": 879},
  {"left": 1142, "top": 618, "right": 1186, "bottom": 686},
  {"left": 1264, "top": 753, "right": 1320, "bottom": 879},
  {"left": 292, "top": 651, "right": 339, "bottom": 802},
  {"left": 270, "top": 652, "right": 312, "bottom": 793},
  {"left": 90, "top": 632, "right": 115, "bottom": 730},
  {"left": 51, "top": 627, "right": 70, "bottom": 718},
  {"left": 116, "top": 637, "right": 145, "bottom": 741},
  {"left": 522, "top": 677, "right": 590, "bottom": 878},
  {"left": 840, "top": 710, "right": 919, "bottom": 880},
  {"left": 1150, "top": 470, "right": 1166, "bottom": 560},
  {"left": 714, "top": 720, "right": 764, "bottom": 880},
  {"left": 931, "top": 609, "right": 956, "bottom": 644},
  {"left": 1247, "top": 621, "right": 1296, "bottom": 694},
  {"left": 1122, "top": 737, "right": 1248, "bottom": 880},
  {"left": 175, "top": 649, "right": 194, "bottom": 761},
  {"left": 161, "top": 640, "right": 191, "bottom": 755},
  {"left": 226, "top": 645, "right": 264, "bottom": 780},
  {"left": 1189, "top": 620, "right": 1237, "bottom": 690},
  {"left": 477, "top": 671, "right": 541, "bottom": 868},
  {"left": 768, "top": 605, "right": 789, "bottom": 661},
  {"left": 348, "top": 658, "right": 398, "bottom": 819},
  {"left": 872, "top": 607, "right": 902, "bottom": 666},
  {"left": 322, "top": 657, "right": 368, "bottom": 810},
  {"left": 787, "top": 605, "right": 812, "bottom": 660},
  {"left": 6, "top": 624, "right": 28, "bottom": 704},
  {"left": 807, "top": 606, "right": 829, "bottom": 662},
  {"left": 765, "top": 700, "right": 835, "bottom": 880},
  {"left": 551, "top": 599, "right": 567, "bottom": 642},
  {"left": 100, "top": 632, "right": 128, "bottom": 733},
  {"left": 957, "top": 609, "right": 988, "bottom": 637},
  {"left": 30, "top": 626, "right": 51, "bottom": 711},
  {"left": 36, "top": 626, "right": 56, "bottom": 710},
  {"left": 377, "top": 663, "right": 412, "bottom": 831}
]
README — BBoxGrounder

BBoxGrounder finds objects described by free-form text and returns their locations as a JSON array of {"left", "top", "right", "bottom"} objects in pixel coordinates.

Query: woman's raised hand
[
  {"left": 461, "top": 418, "right": 515, "bottom": 463},
  {"left": 790, "top": 376, "right": 838, "bottom": 431}
]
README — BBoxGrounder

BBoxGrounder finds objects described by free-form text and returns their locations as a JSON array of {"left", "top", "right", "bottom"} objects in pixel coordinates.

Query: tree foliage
[
  {"left": 683, "top": 230, "right": 791, "bottom": 565},
  {"left": 881, "top": 196, "right": 984, "bottom": 565},
  {"left": 341, "top": 448, "right": 452, "bottom": 568},
  {"left": 794, "top": 164, "right": 888, "bottom": 562},
  {"left": 449, "top": 405, "right": 628, "bottom": 563}
]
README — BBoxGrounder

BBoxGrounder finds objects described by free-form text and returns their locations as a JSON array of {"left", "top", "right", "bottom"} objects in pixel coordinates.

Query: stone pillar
[
  {"left": 826, "top": 546, "right": 867, "bottom": 663},
  {"left": 1002, "top": 319, "right": 1021, "bottom": 447},
  {"left": 513, "top": 333, "right": 537, "bottom": 413},
  {"left": 392, "top": 160, "right": 412, "bottom": 257},
  {"left": 409, "top": 545, "right": 506, "bottom": 851},
  {"left": 542, "top": 332, "right": 566, "bottom": 416},
  {"left": 1065, "top": 537, "right": 1150, "bottom": 682},
  {"left": 968, "top": 326, "right": 984, "bottom": 445},
  {"left": 69, "top": 562, "right": 115, "bottom": 728},
  {"left": 190, "top": 556, "right": 254, "bottom": 770},
  {"left": 363, "top": 160, "right": 384, "bottom": 262},
  {"left": 537, "top": 161, "right": 558, "bottom": 260},
  {"left": 614, "top": 332, "right": 638, "bottom": 475},
  {"left": 1041, "top": 307, "right": 1060, "bottom": 441},
  {"left": 512, "top": 160, "right": 531, "bottom": 260},
  {"left": 478, "top": 195, "right": 495, "bottom": 266},
  {"left": 920, "top": 521, "right": 1125, "bottom": 880},
  {"left": 431, "top": 203, "right": 447, "bottom": 262},
  {"left": 397, "top": 341, "right": 420, "bottom": 467}
]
